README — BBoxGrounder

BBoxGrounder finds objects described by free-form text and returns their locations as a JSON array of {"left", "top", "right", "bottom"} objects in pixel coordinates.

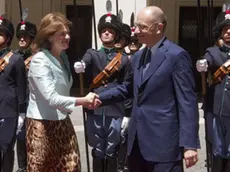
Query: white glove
[
  {"left": 16, "top": 113, "right": 25, "bottom": 134},
  {"left": 74, "top": 61, "right": 86, "bottom": 73},
  {"left": 121, "top": 117, "right": 130, "bottom": 135},
  {"left": 196, "top": 59, "right": 208, "bottom": 72}
]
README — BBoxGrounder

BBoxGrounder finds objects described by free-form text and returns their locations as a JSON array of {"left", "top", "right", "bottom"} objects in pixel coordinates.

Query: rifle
[
  {"left": 90, "top": 53, "right": 122, "bottom": 89},
  {"left": 196, "top": 0, "right": 212, "bottom": 171},
  {"left": 72, "top": 1, "right": 91, "bottom": 172},
  {"left": 18, "top": 0, "right": 22, "bottom": 21}
]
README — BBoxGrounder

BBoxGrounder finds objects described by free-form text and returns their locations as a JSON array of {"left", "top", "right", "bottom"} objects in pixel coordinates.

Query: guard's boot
[
  {"left": 117, "top": 142, "right": 127, "bottom": 172},
  {"left": 2, "top": 149, "right": 14, "bottom": 172},
  {"left": 212, "top": 156, "right": 225, "bottom": 172},
  {"left": 105, "top": 156, "right": 117, "bottom": 172},
  {"left": 223, "top": 159, "right": 230, "bottom": 172},
  {"left": 16, "top": 138, "right": 27, "bottom": 171},
  {"left": 93, "top": 157, "right": 104, "bottom": 172}
]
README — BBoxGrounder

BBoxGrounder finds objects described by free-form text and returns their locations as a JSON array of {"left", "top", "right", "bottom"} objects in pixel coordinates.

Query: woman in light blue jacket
[{"left": 26, "top": 12, "right": 96, "bottom": 172}]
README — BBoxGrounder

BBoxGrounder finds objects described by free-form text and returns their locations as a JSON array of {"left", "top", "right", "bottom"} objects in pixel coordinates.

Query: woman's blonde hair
[{"left": 35, "top": 12, "right": 72, "bottom": 50}]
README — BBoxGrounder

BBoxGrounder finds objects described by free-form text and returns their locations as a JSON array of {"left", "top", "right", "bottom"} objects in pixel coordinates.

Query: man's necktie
[
  {"left": 142, "top": 48, "right": 151, "bottom": 77},
  {"left": 143, "top": 48, "right": 151, "bottom": 67}
]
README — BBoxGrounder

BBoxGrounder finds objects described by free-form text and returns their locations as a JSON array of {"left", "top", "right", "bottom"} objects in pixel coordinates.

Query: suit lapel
[{"left": 140, "top": 39, "right": 169, "bottom": 87}]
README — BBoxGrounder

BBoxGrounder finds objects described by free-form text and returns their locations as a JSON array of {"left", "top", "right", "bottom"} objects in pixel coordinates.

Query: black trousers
[
  {"left": 212, "top": 156, "right": 230, "bottom": 172},
  {"left": 128, "top": 137, "right": 183, "bottom": 172},
  {"left": 0, "top": 117, "right": 18, "bottom": 172},
  {"left": 117, "top": 134, "right": 128, "bottom": 171},
  {"left": 16, "top": 122, "right": 27, "bottom": 169}
]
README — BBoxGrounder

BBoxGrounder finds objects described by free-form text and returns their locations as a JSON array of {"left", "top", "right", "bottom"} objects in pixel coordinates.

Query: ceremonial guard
[
  {"left": 114, "top": 22, "right": 132, "bottom": 172},
  {"left": 196, "top": 5, "right": 230, "bottom": 172},
  {"left": 127, "top": 16, "right": 142, "bottom": 55},
  {"left": 114, "top": 22, "right": 131, "bottom": 53},
  {"left": 0, "top": 16, "right": 27, "bottom": 172},
  {"left": 74, "top": 2, "right": 131, "bottom": 172},
  {"left": 14, "top": 9, "right": 37, "bottom": 172}
]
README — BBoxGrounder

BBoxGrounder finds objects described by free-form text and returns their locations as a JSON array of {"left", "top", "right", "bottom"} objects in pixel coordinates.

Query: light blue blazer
[{"left": 26, "top": 49, "right": 77, "bottom": 121}]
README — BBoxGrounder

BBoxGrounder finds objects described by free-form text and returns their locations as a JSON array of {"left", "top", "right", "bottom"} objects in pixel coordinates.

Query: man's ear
[{"left": 157, "top": 23, "right": 164, "bottom": 34}]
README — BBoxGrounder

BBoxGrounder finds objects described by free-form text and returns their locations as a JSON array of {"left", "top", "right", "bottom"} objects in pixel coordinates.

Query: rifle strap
[
  {"left": 24, "top": 55, "right": 33, "bottom": 70},
  {"left": 0, "top": 52, "right": 14, "bottom": 72},
  {"left": 90, "top": 52, "right": 122, "bottom": 88}
]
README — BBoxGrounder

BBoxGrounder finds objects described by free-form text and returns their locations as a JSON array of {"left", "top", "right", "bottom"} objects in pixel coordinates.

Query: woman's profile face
[{"left": 49, "top": 25, "right": 70, "bottom": 51}]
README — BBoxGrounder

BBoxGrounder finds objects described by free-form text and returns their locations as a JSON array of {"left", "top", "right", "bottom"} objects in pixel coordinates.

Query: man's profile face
[
  {"left": 134, "top": 12, "right": 159, "bottom": 44},
  {"left": 221, "top": 26, "right": 230, "bottom": 45},
  {"left": 114, "top": 37, "right": 126, "bottom": 49}
]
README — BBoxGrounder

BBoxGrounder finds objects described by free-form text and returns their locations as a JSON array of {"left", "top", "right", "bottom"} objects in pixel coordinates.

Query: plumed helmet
[
  {"left": 16, "top": 21, "right": 37, "bottom": 39},
  {"left": 16, "top": 8, "right": 37, "bottom": 39},
  {"left": 97, "top": 13, "right": 122, "bottom": 40},
  {"left": 213, "top": 4, "right": 230, "bottom": 39},
  {"left": 0, "top": 16, "right": 14, "bottom": 46},
  {"left": 121, "top": 23, "right": 131, "bottom": 46},
  {"left": 97, "top": 0, "right": 122, "bottom": 41}
]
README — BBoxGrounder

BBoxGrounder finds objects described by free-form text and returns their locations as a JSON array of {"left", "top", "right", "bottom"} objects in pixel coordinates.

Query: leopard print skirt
[{"left": 26, "top": 116, "right": 81, "bottom": 172}]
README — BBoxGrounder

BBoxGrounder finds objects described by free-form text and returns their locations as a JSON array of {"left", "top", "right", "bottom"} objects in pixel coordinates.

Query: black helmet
[
  {"left": 0, "top": 16, "right": 14, "bottom": 46},
  {"left": 213, "top": 10, "right": 230, "bottom": 39},
  {"left": 16, "top": 21, "right": 37, "bottom": 39},
  {"left": 121, "top": 23, "right": 131, "bottom": 46},
  {"left": 97, "top": 13, "right": 122, "bottom": 41}
]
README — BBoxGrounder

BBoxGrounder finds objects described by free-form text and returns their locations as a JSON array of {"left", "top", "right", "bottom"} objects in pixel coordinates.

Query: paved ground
[{"left": 13, "top": 105, "right": 208, "bottom": 172}]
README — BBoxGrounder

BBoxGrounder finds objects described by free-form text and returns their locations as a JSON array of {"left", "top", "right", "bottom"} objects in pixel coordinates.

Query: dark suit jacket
[
  {"left": 0, "top": 51, "right": 27, "bottom": 118},
  {"left": 99, "top": 38, "right": 200, "bottom": 162}
]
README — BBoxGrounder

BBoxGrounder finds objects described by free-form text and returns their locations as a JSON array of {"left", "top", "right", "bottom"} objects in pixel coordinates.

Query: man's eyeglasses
[{"left": 134, "top": 22, "right": 161, "bottom": 32}]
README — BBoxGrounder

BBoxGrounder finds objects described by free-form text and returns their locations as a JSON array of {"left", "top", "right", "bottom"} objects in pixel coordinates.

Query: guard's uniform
[
  {"left": 115, "top": 23, "right": 132, "bottom": 172},
  {"left": 84, "top": 47, "right": 131, "bottom": 172},
  {"left": 0, "top": 17, "right": 27, "bottom": 172},
  {"left": 14, "top": 20, "right": 37, "bottom": 172},
  {"left": 203, "top": 10, "right": 230, "bottom": 172},
  {"left": 79, "top": 13, "right": 132, "bottom": 172}
]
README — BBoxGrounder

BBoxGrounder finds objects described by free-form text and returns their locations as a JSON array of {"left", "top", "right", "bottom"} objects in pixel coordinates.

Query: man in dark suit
[
  {"left": 0, "top": 16, "right": 27, "bottom": 172},
  {"left": 94, "top": 6, "right": 200, "bottom": 172}
]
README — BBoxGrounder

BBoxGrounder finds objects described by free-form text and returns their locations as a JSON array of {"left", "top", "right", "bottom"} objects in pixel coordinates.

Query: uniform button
[
  {"left": 227, "top": 82, "right": 229, "bottom": 85},
  {"left": 225, "top": 88, "right": 228, "bottom": 91}
]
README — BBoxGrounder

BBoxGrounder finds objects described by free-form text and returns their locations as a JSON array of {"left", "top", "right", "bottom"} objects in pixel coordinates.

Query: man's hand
[
  {"left": 17, "top": 113, "right": 26, "bottom": 134},
  {"left": 196, "top": 59, "right": 208, "bottom": 72},
  {"left": 184, "top": 149, "right": 198, "bottom": 168},
  {"left": 88, "top": 97, "right": 102, "bottom": 109},
  {"left": 81, "top": 92, "right": 99, "bottom": 107},
  {"left": 121, "top": 117, "right": 130, "bottom": 135},
  {"left": 74, "top": 61, "right": 85, "bottom": 73}
]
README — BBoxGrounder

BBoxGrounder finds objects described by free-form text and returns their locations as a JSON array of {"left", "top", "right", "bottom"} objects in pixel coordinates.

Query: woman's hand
[
  {"left": 75, "top": 92, "right": 101, "bottom": 108},
  {"left": 85, "top": 92, "right": 98, "bottom": 103}
]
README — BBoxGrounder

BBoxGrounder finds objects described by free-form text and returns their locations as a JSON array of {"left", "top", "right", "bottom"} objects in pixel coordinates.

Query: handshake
[{"left": 81, "top": 92, "right": 102, "bottom": 109}]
